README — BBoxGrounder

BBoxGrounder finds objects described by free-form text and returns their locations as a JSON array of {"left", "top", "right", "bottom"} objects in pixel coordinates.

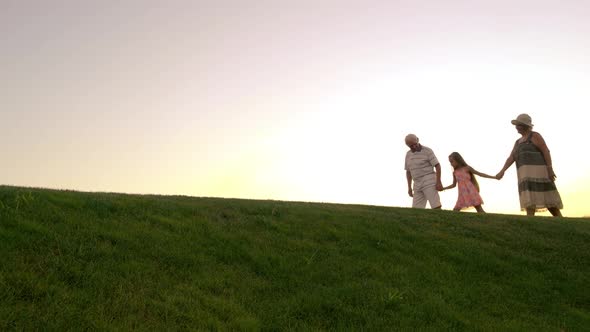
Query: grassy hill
[{"left": 1, "top": 185, "right": 589, "bottom": 331}]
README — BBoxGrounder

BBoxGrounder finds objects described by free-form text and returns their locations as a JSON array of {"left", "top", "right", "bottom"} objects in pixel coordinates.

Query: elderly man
[{"left": 404, "top": 134, "right": 443, "bottom": 209}]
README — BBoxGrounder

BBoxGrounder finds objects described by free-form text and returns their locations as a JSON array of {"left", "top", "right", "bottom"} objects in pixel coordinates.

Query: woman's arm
[
  {"left": 496, "top": 149, "right": 515, "bottom": 179},
  {"left": 530, "top": 132, "right": 556, "bottom": 180}
]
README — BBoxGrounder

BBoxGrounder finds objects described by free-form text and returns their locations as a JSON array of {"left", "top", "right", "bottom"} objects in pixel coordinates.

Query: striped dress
[{"left": 513, "top": 132, "right": 563, "bottom": 211}]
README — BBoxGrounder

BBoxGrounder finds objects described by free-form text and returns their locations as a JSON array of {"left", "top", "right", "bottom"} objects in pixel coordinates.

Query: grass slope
[{"left": 1, "top": 185, "right": 589, "bottom": 331}]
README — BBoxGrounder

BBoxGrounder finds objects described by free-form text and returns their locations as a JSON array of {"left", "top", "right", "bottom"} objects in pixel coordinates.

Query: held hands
[
  {"left": 435, "top": 181, "right": 444, "bottom": 192},
  {"left": 495, "top": 171, "right": 505, "bottom": 180}
]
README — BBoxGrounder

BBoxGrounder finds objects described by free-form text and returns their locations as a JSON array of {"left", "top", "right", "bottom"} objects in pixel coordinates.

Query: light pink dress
[{"left": 454, "top": 167, "right": 483, "bottom": 210}]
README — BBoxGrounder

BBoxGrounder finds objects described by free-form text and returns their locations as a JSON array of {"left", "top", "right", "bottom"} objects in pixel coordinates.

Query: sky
[{"left": 2, "top": 0, "right": 589, "bottom": 217}]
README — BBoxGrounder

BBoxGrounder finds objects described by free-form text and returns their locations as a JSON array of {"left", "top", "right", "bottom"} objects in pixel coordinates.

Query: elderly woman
[{"left": 496, "top": 114, "right": 563, "bottom": 217}]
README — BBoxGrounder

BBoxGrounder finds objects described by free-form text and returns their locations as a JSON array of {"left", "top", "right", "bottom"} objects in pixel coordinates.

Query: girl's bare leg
[
  {"left": 526, "top": 208, "right": 535, "bottom": 216},
  {"left": 475, "top": 205, "right": 485, "bottom": 213}
]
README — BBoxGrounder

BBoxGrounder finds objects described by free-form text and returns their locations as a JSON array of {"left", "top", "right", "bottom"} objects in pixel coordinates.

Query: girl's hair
[{"left": 449, "top": 152, "right": 480, "bottom": 192}]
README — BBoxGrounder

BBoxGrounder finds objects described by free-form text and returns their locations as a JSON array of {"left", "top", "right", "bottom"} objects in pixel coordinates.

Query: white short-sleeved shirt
[{"left": 405, "top": 146, "right": 439, "bottom": 189}]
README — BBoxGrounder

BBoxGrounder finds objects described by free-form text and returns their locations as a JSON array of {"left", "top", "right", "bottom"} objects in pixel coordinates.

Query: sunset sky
[{"left": 2, "top": 1, "right": 589, "bottom": 217}]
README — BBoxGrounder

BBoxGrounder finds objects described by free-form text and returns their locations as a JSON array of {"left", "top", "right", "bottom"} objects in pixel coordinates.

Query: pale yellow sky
[{"left": 1, "top": 1, "right": 589, "bottom": 217}]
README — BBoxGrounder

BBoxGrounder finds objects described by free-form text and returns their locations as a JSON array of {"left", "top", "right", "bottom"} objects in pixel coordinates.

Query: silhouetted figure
[
  {"left": 442, "top": 152, "right": 497, "bottom": 213},
  {"left": 496, "top": 114, "right": 563, "bottom": 217},
  {"left": 404, "top": 134, "right": 443, "bottom": 209}
]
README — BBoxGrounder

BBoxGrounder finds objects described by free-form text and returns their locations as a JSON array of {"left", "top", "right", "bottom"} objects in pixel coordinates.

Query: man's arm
[
  {"left": 406, "top": 170, "right": 413, "bottom": 197},
  {"left": 434, "top": 163, "right": 443, "bottom": 191}
]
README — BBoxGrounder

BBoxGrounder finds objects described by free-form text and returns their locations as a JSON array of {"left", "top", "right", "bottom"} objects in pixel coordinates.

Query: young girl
[{"left": 442, "top": 152, "right": 496, "bottom": 213}]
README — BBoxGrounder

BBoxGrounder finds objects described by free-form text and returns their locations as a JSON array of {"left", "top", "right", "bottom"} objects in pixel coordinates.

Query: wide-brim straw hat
[{"left": 511, "top": 113, "right": 533, "bottom": 127}]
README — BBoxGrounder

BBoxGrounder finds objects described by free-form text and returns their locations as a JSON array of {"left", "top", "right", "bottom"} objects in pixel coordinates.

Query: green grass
[{"left": 1, "top": 185, "right": 589, "bottom": 331}]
